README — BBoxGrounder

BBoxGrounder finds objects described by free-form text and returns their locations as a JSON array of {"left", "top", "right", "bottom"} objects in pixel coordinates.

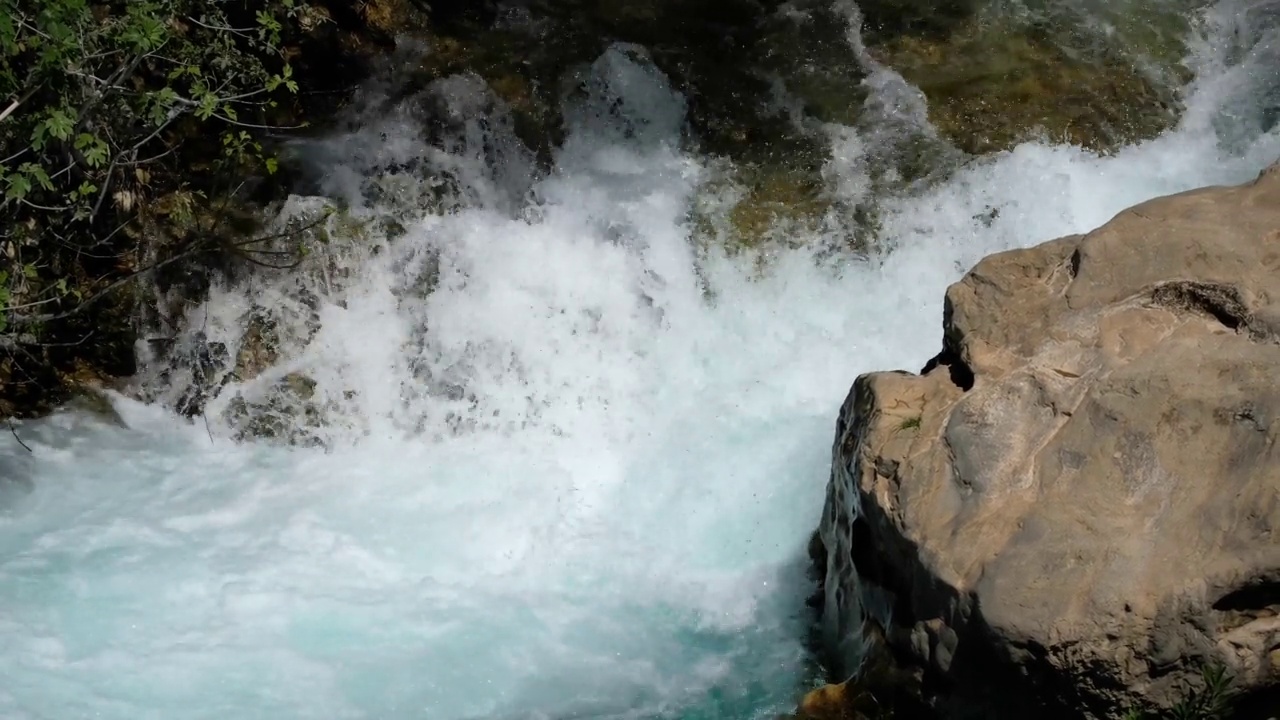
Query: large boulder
[{"left": 815, "top": 164, "right": 1280, "bottom": 719}]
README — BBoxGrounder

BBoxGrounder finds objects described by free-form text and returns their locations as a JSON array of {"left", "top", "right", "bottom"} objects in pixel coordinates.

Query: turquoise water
[{"left": 2, "top": 2, "right": 1279, "bottom": 718}]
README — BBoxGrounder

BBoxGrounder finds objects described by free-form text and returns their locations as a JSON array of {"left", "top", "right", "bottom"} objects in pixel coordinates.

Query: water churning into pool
[{"left": 2, "top": 2, "right": 1278, "bottom": 718}]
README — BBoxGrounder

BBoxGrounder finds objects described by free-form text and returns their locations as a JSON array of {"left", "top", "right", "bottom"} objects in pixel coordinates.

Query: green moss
[{"left": 870, "top": 12, "right": 1181, "bottom": 154}]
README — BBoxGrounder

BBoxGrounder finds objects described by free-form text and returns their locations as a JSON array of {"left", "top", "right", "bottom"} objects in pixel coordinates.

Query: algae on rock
[{"left": 866, "top": 9, "right": 1186, "bottom": 154}]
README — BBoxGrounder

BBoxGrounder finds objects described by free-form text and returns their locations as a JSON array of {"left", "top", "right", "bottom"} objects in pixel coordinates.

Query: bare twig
[
  {"left": 7, "top": 212, "right": 331, "bottom": 327},
  {"left": 0, "top": 99, "right": 19, "bottom": 123},
  {"left": 0, "top": 147, "right": 29, "bottom": 165},
  {"left": 24, "top": 330, "right": 97, "bottom": 348},
  {"left": 2, "top": 296, "right": 62, "bottom": 313},
  {"left": 19, "top": 198, "right": 75, "bottom": 212},
  {"left": 8, "top": 419, "right": 33, "bottom": 453},
  {"left": 212, "top": 113, "right": 307, "bottom": 130},
  {"left": 122, "top": 144, "right": 178, "bottom": 166},
  {"left": 0, "top": 84, "right": 43, "bottom": 124},
  {"left": 89, "top": 109, "right": 183, "bottom": 223},
  {"left": 8, "top": 244, "right": 214, "bottom": 326},
  {"left": 184, "top": 15, "right": 259, "bottom": 37}
]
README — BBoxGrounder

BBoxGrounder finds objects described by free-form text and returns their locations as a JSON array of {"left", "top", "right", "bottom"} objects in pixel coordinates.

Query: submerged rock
[{"left": 816, "top": 163, "right": 1280, "bottom": 718}]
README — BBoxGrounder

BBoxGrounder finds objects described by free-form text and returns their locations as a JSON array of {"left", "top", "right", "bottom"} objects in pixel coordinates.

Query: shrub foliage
[{"left": 0, "top": 0, "right": 315, "bottom": 412}]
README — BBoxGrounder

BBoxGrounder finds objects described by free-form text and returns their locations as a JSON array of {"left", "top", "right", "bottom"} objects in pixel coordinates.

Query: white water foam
[{"left": 1, "top": 3, "right": 1278, "bottom": 718}]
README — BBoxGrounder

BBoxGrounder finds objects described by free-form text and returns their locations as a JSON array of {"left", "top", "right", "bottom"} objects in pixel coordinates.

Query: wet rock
[
  {"left": 396, "top": 0, "right": 872, "bottom": 214},
  {"left": 284, "top": 0, "right": 432, "bottom": 113},
  {"left": 173, "top": 333, "right": 231, "bottom": 418},
  {"left": 64, "top": 386, "right": 129, "bottom": 429},
  {"left": 798, "top": 680, "right": 872, "bottom": 720},
  {"left": 867, "top": 13, "right": 1182, "bottom": 154},
  {"left": 855, "top": 0, "right": 979, "bottom": 43},
  {"left": 225, "top": 372, "right": 328, "bottom": 447},
  {"left": 690, "top": 164, "right": 833, "bottom": 254},
  {"left": 816, "top": 163, "right": 1280, "bottom": 718},
  {"left": 233, "top": 310, "right": 281, "bottom": 382}
]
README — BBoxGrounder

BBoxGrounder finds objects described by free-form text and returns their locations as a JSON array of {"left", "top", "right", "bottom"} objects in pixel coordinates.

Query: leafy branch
[{"left": 0, "top": 0, "right": 313, "bottom": 348}]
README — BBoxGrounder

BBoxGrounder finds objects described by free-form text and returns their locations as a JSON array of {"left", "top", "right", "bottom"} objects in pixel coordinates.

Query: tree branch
[
  {"left": 0, "top": 84, "right": 41, "bottom": 123},
  {"left": 8, "top": 419, "right": 33, "bottom": 453},
  {"left": 7, "top": 212, "right": 331, "bottom": 327},
  {"left": 212, "top": 113, "right": 307, "bottom": 130},
  {"left": 7, "top": 243, "right": 212, "bottom": 326}
]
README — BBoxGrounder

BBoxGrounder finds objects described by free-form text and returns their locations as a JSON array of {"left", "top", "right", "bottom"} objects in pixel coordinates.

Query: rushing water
[{"left": 2, "top": 2, "right": 1279, "bottom": 719}]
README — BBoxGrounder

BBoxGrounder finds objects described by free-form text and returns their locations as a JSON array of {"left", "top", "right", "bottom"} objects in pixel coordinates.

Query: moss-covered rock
[
  {"left": 863, "top": 3, "right": 1192, "bottom": 154},
  {"left": 224, "top": 372, "right": 329, "bottom": 447}
]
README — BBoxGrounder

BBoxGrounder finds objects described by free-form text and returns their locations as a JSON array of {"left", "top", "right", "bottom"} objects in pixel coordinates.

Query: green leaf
[
  {"left": 121, "top": 10, "right": 167, "bottom": 52},
  {"left": 18, "top": 162, "right": 53, "bottom": 191},
  {"left": 265, "top": 157, "right": 279, "bottom": 174},
  {"left": 255, "top": 11, "right": 282, "bottom": 32},
  {"left": 71, "top": 181, "right": 98, "bottom": 201},
  {"left": 168, "top": 65, "right": 201, "bottom": 81},
  {"left": 29, "top": 122, "right": 48, "bottom": 151},
  {"left": 22, "top": 263, "right": 36, "bottom": 280},
  {"left": 0, "top": 11, "right": 17, "bottom": 55},
  {"left": 147, "top": 87, "right": 180, "bottom": 125},
  {"left": 5, "top": 173, "right": 31, "bottom": 200},
  {"left": 75, "top": 134, "right": 109, "bottom": 168},
  {"left": 43, "top": 109, "right": 76, "bottom": 142},
  {"left": 196, "top": 92, "right": 218, "bottom": 121},
  {"left": 86, "top": 144, "right": 108, "bottom": 167}
]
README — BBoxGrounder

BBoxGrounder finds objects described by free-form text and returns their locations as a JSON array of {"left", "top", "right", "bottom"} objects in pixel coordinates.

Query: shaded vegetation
[
  {"left": 1124, "top": 663, "right": 1240, "bottom": 720},
  {"left": 0, "top": 0, "right": 410, "bottom": 418}
]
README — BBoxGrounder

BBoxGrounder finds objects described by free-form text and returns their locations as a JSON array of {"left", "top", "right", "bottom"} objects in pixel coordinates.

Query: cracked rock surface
[{"left": 815, "top": 164, "right": 1280, "bottom": 719}]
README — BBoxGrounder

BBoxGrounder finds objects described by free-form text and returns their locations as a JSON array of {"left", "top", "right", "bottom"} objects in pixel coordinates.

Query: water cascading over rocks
[{"left": 3, "top": 0, "right": 1280, "bottom": 719}]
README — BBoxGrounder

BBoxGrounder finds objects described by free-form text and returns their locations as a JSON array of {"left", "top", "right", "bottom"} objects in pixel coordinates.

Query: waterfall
[{"left": 1, "top": 1, "right": 1277, "bottom": 718}]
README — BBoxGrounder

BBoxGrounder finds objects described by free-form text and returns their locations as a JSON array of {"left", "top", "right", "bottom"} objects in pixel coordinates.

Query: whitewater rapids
[{"left": 2, "top": 1, "right": 1278, "bottom": 718}]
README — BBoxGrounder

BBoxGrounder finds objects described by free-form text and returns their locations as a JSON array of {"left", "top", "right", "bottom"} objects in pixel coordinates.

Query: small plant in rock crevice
[{"left": 1122, "top": 662, "right": 1239, "bottom": 720}]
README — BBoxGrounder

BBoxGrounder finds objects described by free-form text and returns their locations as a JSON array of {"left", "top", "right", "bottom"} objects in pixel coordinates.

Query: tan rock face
[{"left": 816, "top": 164, "right": 1280, "bottom": 718}]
